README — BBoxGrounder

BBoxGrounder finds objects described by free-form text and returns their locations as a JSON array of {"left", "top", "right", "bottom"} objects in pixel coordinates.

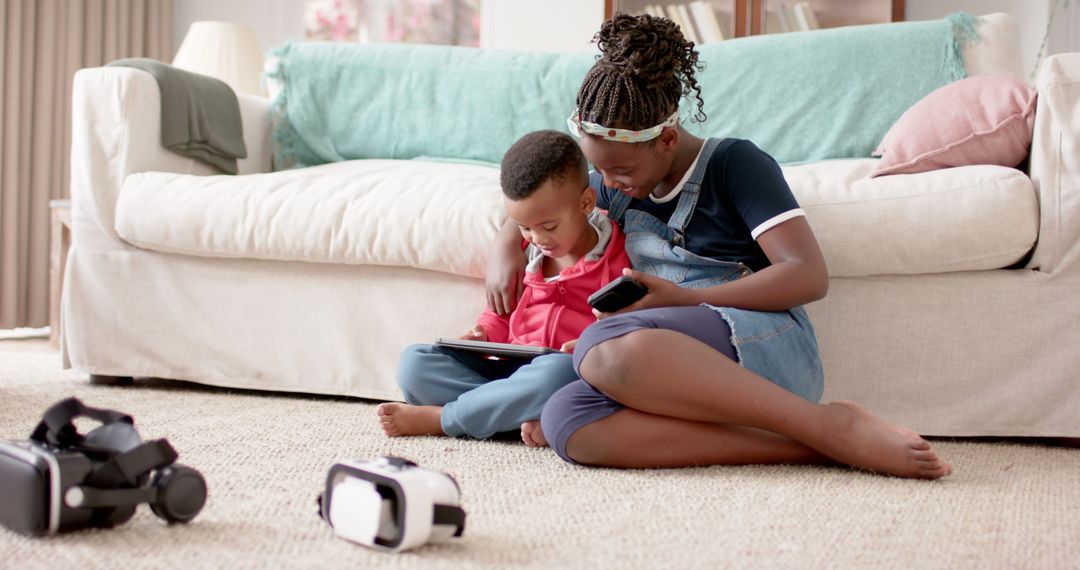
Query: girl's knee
[
  {"left": 540, "top": 383, "right": 593, "bottom": 464},
  {"left": 562, "top": 424, "right": 610, "bottom": 466},
  {"left": 578, "top": 332, "right": 647, "bottom": 393},
  {"left": 540, "top": 380, "right": 622, "bottom": 465}
]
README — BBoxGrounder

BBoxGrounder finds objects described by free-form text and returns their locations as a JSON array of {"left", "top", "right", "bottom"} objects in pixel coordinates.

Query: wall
[
  {"left": 173, "top": 1, "right": 1077, "bottom": 77},
  {"left": 906, "top": 0, "right": 1078, "bottom": 81},
  {"left": 174, "top": 0, "right": 304, "bottom": 57},
  {"left": 480, "top": 0, "right": 603, "bottom": 51},
  {"left": 174, "top": 0, "right": 604, "bottom": 56}
]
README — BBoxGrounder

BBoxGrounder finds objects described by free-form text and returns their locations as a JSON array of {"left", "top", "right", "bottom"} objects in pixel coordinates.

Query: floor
[{"left": 0, "top": 337, "right": 52, "bottom": 353}]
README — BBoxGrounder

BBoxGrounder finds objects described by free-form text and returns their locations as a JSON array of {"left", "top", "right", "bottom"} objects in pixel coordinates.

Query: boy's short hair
[{"left": 500, "top": 130, "right": 587, "bottom": 200}]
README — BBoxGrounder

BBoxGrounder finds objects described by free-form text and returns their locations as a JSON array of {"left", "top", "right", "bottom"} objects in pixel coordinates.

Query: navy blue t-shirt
[{"left": 590, "top": 138, "right": 802, "bottom": 272}]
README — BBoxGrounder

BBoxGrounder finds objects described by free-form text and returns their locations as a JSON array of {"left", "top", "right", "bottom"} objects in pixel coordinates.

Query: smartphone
[{"left": 587, "top": 275, "right": 649, "bottom": 313}]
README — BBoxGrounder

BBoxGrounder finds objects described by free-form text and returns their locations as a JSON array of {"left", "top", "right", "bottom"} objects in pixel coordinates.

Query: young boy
[{"left": 376, "top": 130, "right": 631, "bottom": 444}]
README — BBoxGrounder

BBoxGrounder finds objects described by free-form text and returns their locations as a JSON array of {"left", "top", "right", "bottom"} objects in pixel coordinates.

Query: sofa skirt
[{"left": 63, "top": 245, "right": 1080, "bottom": 437}]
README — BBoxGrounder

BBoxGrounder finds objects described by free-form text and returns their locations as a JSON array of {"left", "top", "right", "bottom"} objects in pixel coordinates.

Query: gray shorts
[{"left": 540, "top": 306, "right": 737, "bottom": 464}]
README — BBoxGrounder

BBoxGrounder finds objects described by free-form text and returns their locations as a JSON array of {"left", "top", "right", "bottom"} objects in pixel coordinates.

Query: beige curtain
[{"left": 0, "top": 0, "right": 173, "bottom": 329}]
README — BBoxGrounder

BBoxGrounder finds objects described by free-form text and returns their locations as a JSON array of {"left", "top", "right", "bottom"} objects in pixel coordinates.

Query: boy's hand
[
  {"left": 593, "top": 269, "right": 694, "bottom": 319},
  {"left": 560, "top": 339, "right": 578, "bottom": 353},
  {"left": 486, "top": 242, "right": 527, "bottom": 316},
  {"left": 459, "top": 326, "right": 488, "bottom": 341}
]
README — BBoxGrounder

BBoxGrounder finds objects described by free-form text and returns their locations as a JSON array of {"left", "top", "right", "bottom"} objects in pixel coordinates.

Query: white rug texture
[{"left": 0, "top": 351, "right": 1078, "bottom": 569}]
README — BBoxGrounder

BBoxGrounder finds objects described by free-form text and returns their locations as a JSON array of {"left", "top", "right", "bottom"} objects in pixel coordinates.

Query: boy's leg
[
  {"left": 441, "top": 352, "right": 576, "bottom": 439},
  {"left": 381, "top": 344, "right": 518, "bottom": 437},
  {"left": 396, "top": 343, "right": 514, "bottom": 405},
  {"left": 574, "top": 329, "right": 951, "bottom": 479}
]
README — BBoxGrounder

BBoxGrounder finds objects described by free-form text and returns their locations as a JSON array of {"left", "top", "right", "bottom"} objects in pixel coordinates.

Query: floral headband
[{"left": 566, "top": 109, "right": 679, "bottom": 143}]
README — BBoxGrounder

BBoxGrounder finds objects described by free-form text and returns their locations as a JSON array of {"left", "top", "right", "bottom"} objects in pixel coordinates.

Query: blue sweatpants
[{"left": 396, "top": 344, "right": 577, "bottom": 439}]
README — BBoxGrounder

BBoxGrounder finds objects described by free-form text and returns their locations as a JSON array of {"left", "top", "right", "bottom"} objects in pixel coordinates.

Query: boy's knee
[
  {"left": 396, "top": 343, "right": 436, "bottom": 400},
  {"left": 529, "top": 353, "right": 577, "bottom": 391}
]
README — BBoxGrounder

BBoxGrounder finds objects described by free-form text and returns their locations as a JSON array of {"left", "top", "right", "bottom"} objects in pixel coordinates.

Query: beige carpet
[{"left": 1, "top": 350, "right": 1078, "bottom": 569}]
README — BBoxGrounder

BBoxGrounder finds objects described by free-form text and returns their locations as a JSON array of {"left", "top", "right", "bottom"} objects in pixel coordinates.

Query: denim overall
[{"left": 604, "top": 138, "right": 824, "bottom": 401}]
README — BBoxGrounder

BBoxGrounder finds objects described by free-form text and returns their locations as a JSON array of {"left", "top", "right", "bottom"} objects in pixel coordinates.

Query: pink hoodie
[{"left": 476, "top": 212, "right": 630, "bottom": 351}]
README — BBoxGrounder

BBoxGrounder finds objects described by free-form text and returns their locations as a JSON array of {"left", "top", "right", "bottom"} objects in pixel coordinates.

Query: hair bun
[
  {"left": 595, "top": 12, "right": 695, "bottom": 85},
  {"left": 576, "top": 11, "right": 706, "bottom": 129}
]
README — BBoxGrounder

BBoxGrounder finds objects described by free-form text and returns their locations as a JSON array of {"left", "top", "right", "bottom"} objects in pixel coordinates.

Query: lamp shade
[{"left": 173, "top": 21, "right": 266, "bottom": 96}]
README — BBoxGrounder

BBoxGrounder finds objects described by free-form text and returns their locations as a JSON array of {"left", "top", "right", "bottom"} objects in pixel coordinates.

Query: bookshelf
[
  {"left": 607, "top": 1, "right": 747, "bottom": 39},
  {"left": 606, "top": 0, "right": 903, "bottom": 40},
  {"left": 756, "top": 0, "right": 904, "bottom": 34}
]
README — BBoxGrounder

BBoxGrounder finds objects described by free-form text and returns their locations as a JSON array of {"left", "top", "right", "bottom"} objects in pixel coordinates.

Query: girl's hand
[
  {"left": 560, "top": 339, "right": 578, "bottom": 353},
  {"left": 459, "top": 326, "right": 487, "bottom": 341},
  {"left": 486, "top": 244, "right": 526, "bottom": 316},
  {"left": 593, "top": 269, "right": 695, "bottom": 319}
]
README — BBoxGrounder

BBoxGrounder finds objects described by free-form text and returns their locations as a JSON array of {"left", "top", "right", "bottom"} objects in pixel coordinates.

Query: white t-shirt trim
[
  {"left": 750, "top": 208, "right": 806, "bottom": 240},
  {"left": 649, "top": 145, "right": 707, "bottom": 204}
]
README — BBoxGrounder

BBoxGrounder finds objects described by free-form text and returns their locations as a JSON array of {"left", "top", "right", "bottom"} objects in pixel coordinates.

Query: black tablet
[{"left": 434, "top": 338, "right": 559, "bottom": 359}]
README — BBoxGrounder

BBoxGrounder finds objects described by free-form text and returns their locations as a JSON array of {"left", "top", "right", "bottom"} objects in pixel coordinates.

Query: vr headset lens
[
  {"left": 320, "top": 457, "right": 465, "bottom": 553},
  {"left": 329, "top": 477, "right": 400, "bottom": 546},
  {"left": 0, "top": 444, "right": 53, "bottom": 535}
]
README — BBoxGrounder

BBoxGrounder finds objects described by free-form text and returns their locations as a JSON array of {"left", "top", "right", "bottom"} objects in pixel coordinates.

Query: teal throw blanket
[{"left": 269, "top": 13, "right": 978, "bottom": 170}]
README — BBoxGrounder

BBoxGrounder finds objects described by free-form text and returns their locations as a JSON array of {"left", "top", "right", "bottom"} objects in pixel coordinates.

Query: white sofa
[{"left": 63, "top": 14, "right": 1080, "bottom": 437}]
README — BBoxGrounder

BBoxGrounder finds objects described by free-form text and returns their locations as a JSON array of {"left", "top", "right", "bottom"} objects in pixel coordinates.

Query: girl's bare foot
[
  {"left": 376, "top": 403, "right": 445, "bottom": 437},
  {"left": 818, "top": 401, "right": 953, "bottom": 479},
  {"left": 521, "top": 420, "right": 548, "bottom": 447}
]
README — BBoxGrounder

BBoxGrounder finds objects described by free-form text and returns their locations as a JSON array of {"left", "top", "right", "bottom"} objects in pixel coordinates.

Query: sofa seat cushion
[
  {"left": 116, "top": 159, "right": 505, "bottom": 279},
  {"left": 788, "top": 159, "right": 1038, "bottom": 277},
  {"left": 116, "top": 158, "right": 1038, "bottom": 279}
]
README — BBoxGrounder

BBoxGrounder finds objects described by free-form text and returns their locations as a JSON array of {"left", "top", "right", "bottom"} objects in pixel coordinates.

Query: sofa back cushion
[{"left": 269, "top": 13, "right": 1018, "bottom": 170}]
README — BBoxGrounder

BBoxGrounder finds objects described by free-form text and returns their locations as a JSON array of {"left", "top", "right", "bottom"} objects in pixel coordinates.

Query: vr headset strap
[
  {"left": 432, "top": 505, "right": 467, "bottom": 537},
  {"left": 89, "top": 439, "right": 178, "bottom": 487},
  {"left": 30, "top": 397, "right": 133, "bottom": 448}
]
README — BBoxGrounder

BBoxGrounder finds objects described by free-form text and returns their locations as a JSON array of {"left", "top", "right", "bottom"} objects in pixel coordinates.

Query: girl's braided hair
[{"left": 576, "top": 12, "right": 706, "bottom": 132}]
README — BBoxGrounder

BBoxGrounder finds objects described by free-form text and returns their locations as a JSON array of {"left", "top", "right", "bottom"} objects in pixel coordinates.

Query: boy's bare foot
[
  {"left": 521, "top": 420, "right": 548, "bottom": 447},
  {"left": 818, "top": 401, "right": 953, "bottom": 479},
  {"left": 376, "top": 403, "right": 445, "bottom": 437}
]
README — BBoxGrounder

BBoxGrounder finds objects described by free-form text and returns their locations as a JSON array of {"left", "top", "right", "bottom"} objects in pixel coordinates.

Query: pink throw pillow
[{"left": 871, "top": 75, "right": 1037, "bottom": 177}]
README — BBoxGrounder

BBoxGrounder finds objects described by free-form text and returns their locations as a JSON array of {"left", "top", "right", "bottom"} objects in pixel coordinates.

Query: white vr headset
[{"left": 318, "top": 456, "right": 466, "bottom": 552}]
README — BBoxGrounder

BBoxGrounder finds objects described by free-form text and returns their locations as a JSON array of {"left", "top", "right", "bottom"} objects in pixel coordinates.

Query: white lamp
[{"left": 173, "top": 21, "right": 266, "bottom": 96}]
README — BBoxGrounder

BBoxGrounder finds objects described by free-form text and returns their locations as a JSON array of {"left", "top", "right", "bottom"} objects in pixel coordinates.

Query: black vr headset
[{"left": 0, "top": 397, "right": 207, "bottom": 536}]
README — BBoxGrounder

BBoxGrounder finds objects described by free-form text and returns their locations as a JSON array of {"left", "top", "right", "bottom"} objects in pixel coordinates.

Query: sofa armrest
[
  {"left": 1029, "top": 53, "right": 1080, "bottom": 275},
  {"left": 70, "top": 67, "right": 272, "bottom": 249}
]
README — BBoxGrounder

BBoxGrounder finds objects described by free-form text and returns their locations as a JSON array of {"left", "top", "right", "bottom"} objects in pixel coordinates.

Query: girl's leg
[
  {"left": 576, "top": 329, "right": 951, "bottom": 479},
  {"left": 540, "top": 379, "right": 826, "bottom": 467},
  {"left": 569, "top": 409, "right": 829, "bottom": 469}
]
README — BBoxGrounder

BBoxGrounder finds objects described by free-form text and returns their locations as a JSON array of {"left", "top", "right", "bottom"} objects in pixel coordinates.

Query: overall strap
[
  {"left": 605, "top": 185, "right": 633, "bottom": 225},
  {"left": 667, "top": 138, "right": 721, "bottom": 245}
]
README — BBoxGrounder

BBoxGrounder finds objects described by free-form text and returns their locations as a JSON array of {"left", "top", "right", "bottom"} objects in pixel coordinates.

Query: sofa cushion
[
  {"left": 115, "top": 158, "right": 1038, "bottom": 279},
  {"left": 871, "top": 75, "right": 1037, "bottom": 177},
  {"left": 116, "top": 159, "right": 505, "bottom": 279},
  {"left": 789, "top": 160, "right": 1038, "bottom": 277}
]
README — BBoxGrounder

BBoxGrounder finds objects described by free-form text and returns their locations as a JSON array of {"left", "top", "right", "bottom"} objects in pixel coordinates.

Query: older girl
[{"left": 492, "top": 13, "right": 951, "bottom": 479}]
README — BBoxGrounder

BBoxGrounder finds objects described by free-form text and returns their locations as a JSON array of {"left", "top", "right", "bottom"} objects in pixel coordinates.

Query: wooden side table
[{"left": 49, "top": 199, "right": 72, "bottom": 350}]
